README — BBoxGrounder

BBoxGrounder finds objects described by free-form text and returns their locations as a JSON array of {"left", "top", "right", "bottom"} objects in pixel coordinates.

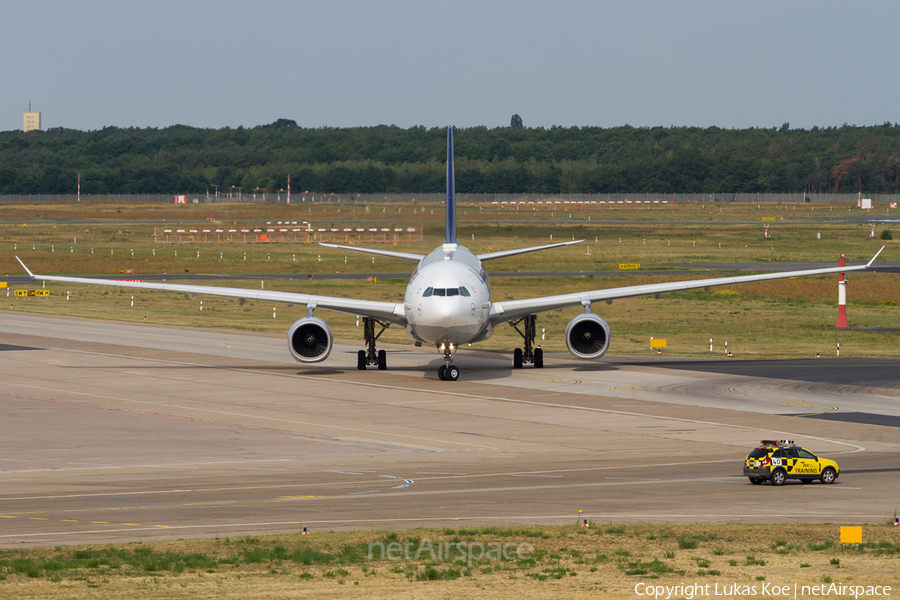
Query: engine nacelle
[
  {"left": 288, "top": 317, "right": 333, "bottom": 363},
  {"left": 564, "top": 313, "right": 611, "bottom": 359}
]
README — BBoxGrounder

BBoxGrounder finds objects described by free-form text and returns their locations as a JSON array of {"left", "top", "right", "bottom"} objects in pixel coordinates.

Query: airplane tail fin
[{"left": 444, "top": 126, "right": 458, "bottom": 244}]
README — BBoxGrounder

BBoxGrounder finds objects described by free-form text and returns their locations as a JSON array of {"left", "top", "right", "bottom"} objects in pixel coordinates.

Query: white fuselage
[{"left": 403, "top": 243, "right": 493, "bottom": 348}]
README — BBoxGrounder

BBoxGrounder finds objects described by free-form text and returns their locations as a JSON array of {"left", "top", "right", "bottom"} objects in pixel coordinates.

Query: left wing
[
  {"left": 489, "top": 247, "right": 885, "bottom": 325},
  {"left": 16, "top": 257, "right": 407, "bottom": 325}
]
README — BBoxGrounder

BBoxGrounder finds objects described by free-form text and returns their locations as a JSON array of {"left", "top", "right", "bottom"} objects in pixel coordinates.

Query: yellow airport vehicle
[{"left": 743, "top": 440, "right": 839, "bottom": 486}]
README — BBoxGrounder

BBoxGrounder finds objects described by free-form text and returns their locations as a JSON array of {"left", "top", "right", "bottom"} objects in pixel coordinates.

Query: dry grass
[{"left": 2, "top": 524, "right": 899, "bottom": 599}]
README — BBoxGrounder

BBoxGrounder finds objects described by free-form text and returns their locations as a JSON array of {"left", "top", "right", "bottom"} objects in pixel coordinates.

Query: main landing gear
[
  {"left": 437, "top": 342, "right": 460, "bottom": 381},
  {"left": 357, "top": 317, "right": 390, "bottom": 371},
  {"left": 509, "top": 315, "right": 543, "bottom": 369}
]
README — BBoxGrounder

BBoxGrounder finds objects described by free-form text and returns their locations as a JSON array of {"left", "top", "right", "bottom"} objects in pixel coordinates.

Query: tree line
[{"left": 2, "top": 119, "right": 900, "bottom": 195}]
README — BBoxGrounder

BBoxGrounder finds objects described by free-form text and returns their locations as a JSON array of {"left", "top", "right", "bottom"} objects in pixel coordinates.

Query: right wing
[
  {"left": 489, "top": 247, "right": 886, "bottom": 325},
  {"left": 16, "top": 257, "right": 407, "bottom": 325}
]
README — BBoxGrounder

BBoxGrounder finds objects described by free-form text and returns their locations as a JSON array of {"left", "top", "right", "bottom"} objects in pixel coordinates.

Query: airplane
[{"left": 17, "top": 127, "right": 886, "bottom": 381}]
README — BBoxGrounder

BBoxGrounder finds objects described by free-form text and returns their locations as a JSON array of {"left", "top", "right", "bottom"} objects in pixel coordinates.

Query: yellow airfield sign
[
  {"left": 618, "top": 263, "right": 641, "bottom": 270},
  {"left": 14, "top": 290, "right": 49, "bottom": 297}
]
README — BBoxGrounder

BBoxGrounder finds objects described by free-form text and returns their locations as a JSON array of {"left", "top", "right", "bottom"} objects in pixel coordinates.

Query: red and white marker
[{"left": 836, "top": 254, "right": 849, "bottom": 329}]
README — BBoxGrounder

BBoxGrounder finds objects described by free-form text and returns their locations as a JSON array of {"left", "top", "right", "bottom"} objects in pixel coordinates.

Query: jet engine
[
  {"left": 288, "top": 317, "right": 333, "bottom": 363},
  {"left": 564, "top": 313, "right": 610, "bottom": 359}
]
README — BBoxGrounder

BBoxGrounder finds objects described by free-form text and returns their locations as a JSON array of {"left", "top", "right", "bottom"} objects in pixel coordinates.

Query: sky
[{"left": 2, "top": 1, "right": 898, "bottom": 132}]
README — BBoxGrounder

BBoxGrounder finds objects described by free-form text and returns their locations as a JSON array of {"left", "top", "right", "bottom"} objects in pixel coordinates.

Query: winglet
[
  {"left": 444, "top": 126, "right": 458, "bottom": 244},
  {"left": 867, "top": 245, "right": 886, "bottom": 268},
  {"left": 15, "top": 256, "right": 35, "bottom": 278}
]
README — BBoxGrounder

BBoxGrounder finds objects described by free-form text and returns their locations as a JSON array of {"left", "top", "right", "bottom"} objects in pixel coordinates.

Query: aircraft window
[
  {"left": 423, "top": 287, "right": 433, "bottom": 297},
  {"left": 433, "top": 288, "right": 446, "bottom": 296},
  {"left": 446, "top": 288, "right": 459, "bottom": 297},
  {"left": 459, "top": 286, "right": 471, "bottom": 297}
]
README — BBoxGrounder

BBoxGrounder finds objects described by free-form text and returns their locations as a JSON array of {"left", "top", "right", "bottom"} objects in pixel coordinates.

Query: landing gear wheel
[
  {"left": 749, "top": 478, "right": 763, "bottom": 485},
  {"left": 534, "top": 347, "right": 543, "bottom": 368},
  {"left": 513, "top": 348, "right": 523, "bottom": 369},
  {"left": 820, "top": 467, "right": 837, "bottom": 484},
  {"left": 446, "top": 365, "right": 460, "bottom": 381},
  {"left": 357, "top": 350, "right": 367, "bottom": 370},
  {"left": 770, "top": 469, "right": 786, "bottom": 486},
  {"left": 377, "top": 349, "right": 387, "bottom": 370},
  {"left": 438, "top": 365, "right": 447, "bottom": 380}
]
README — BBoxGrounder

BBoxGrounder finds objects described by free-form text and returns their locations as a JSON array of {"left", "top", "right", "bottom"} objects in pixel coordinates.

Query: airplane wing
[
  {"left": 477, "top": 240, "right": 584, "bottom": 261},
  {"left": 489, "top": 247, "right": 886, "bottom": 325},
  {"left": 15, "top": 257, "right": 407, "bottom": 325},
  {"left": 316, "top": 242, "right": 424, "bottom": 262}
]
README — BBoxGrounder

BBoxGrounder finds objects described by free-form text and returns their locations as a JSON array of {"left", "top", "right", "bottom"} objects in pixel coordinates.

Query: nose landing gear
[
  {"left": 438, "top": 364, "right": 460, "bottom": 381},
  {"left": 436, "top": 342, "right": 460, "bottom": 381}
]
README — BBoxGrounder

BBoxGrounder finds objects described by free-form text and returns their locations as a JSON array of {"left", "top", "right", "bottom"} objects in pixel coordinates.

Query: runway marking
[
  {"left": 277, "top": 496, "right": 321, "bottom": 499},
  {"left": 791, "top": 405, "right": 839, "bottom": 417},
  {"left": 0, "top": 457, "right": 827, "bottom": 503},
  {"left": 530, "top": 393, "right": 561, "bottom": 397},
  {"left": 61, "top": 519, "right": 78, "bottom": 522},
  {"left": 239, "top": 468, "right": 287, "bottom": 472},
  {"left": 385, "top": 400, "right": 436, "bottom": 405},
  {"left": 511, "top": 474, "right": 562, "bottom": 478}
]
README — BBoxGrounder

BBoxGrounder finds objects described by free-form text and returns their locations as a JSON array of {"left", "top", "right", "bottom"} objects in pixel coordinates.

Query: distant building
[{"left": 24, "top": 111, "right": 41, "bottom": 132}]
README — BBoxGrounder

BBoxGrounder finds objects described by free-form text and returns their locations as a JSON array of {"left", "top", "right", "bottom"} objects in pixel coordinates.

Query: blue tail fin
[{"left": 444, "top": 126, "right": 458, "bottom": 244}]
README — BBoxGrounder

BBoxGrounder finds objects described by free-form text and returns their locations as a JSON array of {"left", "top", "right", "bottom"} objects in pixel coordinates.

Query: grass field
[
  {"left": 2, "top": 524, "right": 898, "bottom": 599},
  {"left": 2, "top": 199, "right": 897, "bottom": 359}
]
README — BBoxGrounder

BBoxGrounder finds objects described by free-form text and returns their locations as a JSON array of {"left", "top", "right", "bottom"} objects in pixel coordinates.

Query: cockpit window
[{"left": 424, "top": 287, "right": 470, "bottom": 297}]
